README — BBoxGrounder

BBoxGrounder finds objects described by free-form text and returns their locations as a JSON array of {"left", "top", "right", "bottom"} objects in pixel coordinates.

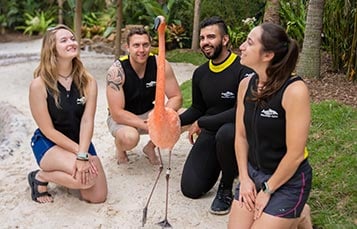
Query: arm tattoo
[{"left": 106, "top": 60, "right": 124, "bottom": 91}]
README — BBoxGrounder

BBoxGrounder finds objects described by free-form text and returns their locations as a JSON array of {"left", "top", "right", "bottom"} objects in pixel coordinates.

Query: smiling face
[
  {"left": 127, "top": 34, "right": 151, "bottom": 65},
  {"left": 199, "top": 24, "right": 228, "bottom": 61},
  {"left": 239, "top": 26, "right": 265, "bottom": 70},
  {"left": 54, "top": 28, "right": 79, "bottom": 60}
]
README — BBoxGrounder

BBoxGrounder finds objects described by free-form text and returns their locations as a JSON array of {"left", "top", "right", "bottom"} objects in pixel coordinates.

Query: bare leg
[
  {"left": 297, "top": 204, "right": 313, "bottom": 229},
  {"left": 116, "top": 149, "right": 129, "bottom": 164},
  {"left": 158, "top": 149, "right": 172, "bottom": 228},
  {"left": 142, "top": 148, "right": 164, "bottom": 227},
  {"left": 143, "top": 140, "right": 160, "bottom": 165}
]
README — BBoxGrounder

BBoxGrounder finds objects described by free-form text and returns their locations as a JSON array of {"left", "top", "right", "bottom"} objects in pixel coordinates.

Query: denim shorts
[
  {"left": 234, "top": 159, "right": 312, "bottom": 218},
  {"left": 30, "top": 128, "right": 97, "bottom": 166}
]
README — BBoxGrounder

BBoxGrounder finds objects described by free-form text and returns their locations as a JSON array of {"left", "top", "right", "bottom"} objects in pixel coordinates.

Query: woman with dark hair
[
  {"left": 28, "top": 24, "right": 107, "bottom": 203},
  {"left": 228, "top": 23, "right": 313, "bottom": 228}
]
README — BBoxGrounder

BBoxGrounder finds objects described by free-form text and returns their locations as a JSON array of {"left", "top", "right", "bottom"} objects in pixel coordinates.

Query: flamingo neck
[{"left": 154, "top": 24, "right": 166, "bottom": 112}]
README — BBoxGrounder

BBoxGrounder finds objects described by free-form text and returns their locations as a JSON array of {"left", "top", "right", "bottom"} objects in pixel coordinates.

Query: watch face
[{"left": 262, "top": 182, "right": 266, "bottom": 191}]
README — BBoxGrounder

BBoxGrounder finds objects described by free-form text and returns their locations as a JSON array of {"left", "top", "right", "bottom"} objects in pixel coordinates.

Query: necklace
[{"left": 59, "top": 72, "right": 72, "bottom": 81}]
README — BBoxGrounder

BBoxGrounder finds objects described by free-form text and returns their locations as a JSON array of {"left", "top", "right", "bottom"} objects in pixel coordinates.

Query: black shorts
[
  {"left": 30, "top": 128, "right": 97, "bottom": 166},
  {"left": 234, "top": 160, "right": 312, "bottom": 218}
]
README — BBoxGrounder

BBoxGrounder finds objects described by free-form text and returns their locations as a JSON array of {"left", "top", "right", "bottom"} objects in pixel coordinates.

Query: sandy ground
[{"left": 0, "top": 39, "right": 228, "bottom": 228}]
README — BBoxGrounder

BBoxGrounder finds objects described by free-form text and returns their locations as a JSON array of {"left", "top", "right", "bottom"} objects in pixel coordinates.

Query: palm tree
[
  {"left": 297, "top": 0, "right": 325, "bottom": 78},
  {"left": 191, "top": 0, "right": 201, "bottom": 50},
  {"left": 74, "top": 0, "right": 82, "bottom": 45},
  {"left": 264, "top": 0, "right": 280, "bottom": 24},
  {"left": 115, "top": 0, "right": 123, "bottom": 58}
]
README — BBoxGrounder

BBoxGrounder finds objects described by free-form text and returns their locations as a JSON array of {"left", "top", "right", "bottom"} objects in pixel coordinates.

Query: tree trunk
[
  {"left": 346, "top": 10, "right": 357, "bottom": 81},
  {"left": 115, "top": 0, "right": 123, "bottom": 58},
  {"left": 74, "top": 0, "right": 82, "bottom": 47},
  {"left": 57, "top": 0, "right": 64, "bottom": 24},
  {"left": 297, "top": 0, "right": 325, "bottom": 78},
  {"left": 263, "top": 0, "right": 280, "bottom": 24},
  {"left": 191, "top": 0, "right": 201, "bottom": 51}
]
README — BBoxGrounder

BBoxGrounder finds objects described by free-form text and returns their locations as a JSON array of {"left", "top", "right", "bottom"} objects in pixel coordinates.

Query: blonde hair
[{"left": 33, "top": 24, "right": 92, "bottom": 107}]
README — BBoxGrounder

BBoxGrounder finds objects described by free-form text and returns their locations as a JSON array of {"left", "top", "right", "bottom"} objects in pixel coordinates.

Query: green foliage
[
  {"left": 323, "top": 0, "right": 357, "bottom": 80},
  {"left": 15, "top": 11, "right": 55, "bottom": 36},
  {"left": 135, "top": 0, "right": 192, "bottom": 49},
  {"left": 0, "top": 0, "right": 22, "bottom": 28},
  {"left": 228, "top": 17, "right": 258, "bottom": 50},
  {"left": 82, "top": 9, "right": 115, "bottom": 38},
  {"left": 166, "top": 49, "right": 206, "bottom": 66},
  {"left": 200, "top": 0, "right": 265, "bottom": 29},
  {"left": 279, "top": 0, "right": 307, "bottom": 47}
]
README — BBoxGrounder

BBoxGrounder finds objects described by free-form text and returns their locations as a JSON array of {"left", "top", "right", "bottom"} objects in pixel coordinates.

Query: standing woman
[
  {"left": 28, "top": 24, "right": 107, "bottom": 203},
  {"left": 228, "top": 23, "right": 312, "bottom": 228}
]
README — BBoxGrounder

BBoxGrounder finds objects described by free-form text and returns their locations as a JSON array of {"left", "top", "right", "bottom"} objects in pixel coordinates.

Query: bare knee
[
  {"left": 115, "top": 128, "right": 140, "bottom": 150},
  {"left": 82, "top": 193, "right": 107, "bottom": 203}
]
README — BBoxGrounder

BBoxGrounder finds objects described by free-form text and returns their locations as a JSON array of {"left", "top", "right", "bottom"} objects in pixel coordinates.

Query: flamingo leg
[
  {"left": 142, "top": 148, "right": 164, "bottom": 227},
  {"left": 157, "top": 149, "right": 172, "bottom": 228}
]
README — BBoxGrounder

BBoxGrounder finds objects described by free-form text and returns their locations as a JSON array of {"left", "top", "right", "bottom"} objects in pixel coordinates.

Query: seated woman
[
  {"left": 228, "top": 22, "right": 313, "bottom": 228},
  {"left": 28, "top": 24, "right": 107, "bottom": 203}
]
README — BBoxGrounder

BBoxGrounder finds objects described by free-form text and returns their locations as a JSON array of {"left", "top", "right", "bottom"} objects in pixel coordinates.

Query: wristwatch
[
  {"left": 76, "top": 152, "right": 89, "bottom": 161},
  {"left": 261, "top": 181, "right": 274, "bottom": 194}
]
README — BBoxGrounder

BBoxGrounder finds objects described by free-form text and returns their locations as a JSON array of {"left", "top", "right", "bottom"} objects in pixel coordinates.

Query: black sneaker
[{"left": 209, "top": 184, "right": 233, "bottom": 215}]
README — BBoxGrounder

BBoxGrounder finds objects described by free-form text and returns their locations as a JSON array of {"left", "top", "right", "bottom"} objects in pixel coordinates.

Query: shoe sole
[{"left": 209, "top": 208, "right": 230, "bottom": 215}]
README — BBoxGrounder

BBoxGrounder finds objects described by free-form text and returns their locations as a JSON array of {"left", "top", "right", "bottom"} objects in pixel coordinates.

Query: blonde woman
[{"left": 28, "top": 24, "right": 107, "bottom": 203}]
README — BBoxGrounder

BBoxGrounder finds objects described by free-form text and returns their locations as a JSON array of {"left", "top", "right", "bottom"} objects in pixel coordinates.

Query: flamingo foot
[
  {"left": 142, "top": 207, "right": 148, "bottom": 227},
  {"left": 157, "top": 219, "right": 172, "bottom": 228}
]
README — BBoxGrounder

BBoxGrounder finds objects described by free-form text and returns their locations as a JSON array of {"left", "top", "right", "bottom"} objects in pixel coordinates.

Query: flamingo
[{"left": 142, "top": 16, "right": 181, "bottom": 228}]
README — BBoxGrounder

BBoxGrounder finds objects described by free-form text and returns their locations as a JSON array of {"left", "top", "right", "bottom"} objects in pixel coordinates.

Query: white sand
[{"left": 0, "top": 39, "right": 228, "bottom": 228}]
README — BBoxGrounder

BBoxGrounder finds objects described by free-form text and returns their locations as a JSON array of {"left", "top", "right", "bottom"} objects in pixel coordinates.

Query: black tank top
[
  {"left": 244, "top": 75, "right": 303, "bottom": 174},
  {"left": 120, "top": 55, "right": 157, "bottom": 115},
  {"left": 47, "top": 83, "right": 85, "bottom": 143}
]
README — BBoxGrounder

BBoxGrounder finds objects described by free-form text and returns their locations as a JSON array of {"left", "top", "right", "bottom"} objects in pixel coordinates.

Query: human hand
[
  {"left": 254, "top": 191, "right": 270, "bottom": 220},
  {"left": 72, "top": 159, "right": 93, "bottom": 185},
  {"left": 188, "top": 121, "right": 201, "bottom": 144},
  {"left": 238, "top": 177, "right": 257, "bottom": 212}
]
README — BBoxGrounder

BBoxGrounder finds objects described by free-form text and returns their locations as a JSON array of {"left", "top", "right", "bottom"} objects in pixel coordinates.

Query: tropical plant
[
  {"left": 279, "top": 0, "right": 308, "bottom": 47},
  {"left": 15, "top": 11, "right": 55, "bottom": 35},
  {"left": 228, "top": 17, "right": 257, "bottom": 50},
  {"left": 0, "top": 0, "right": 21, "bottom": 29},
  {"left": 323, "top": 0, "right": 356, "bottom": 81}
]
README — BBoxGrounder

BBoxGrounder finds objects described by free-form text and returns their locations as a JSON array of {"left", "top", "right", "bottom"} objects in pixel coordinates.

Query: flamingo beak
[{"left": 154, "top": 16, "right": 161, "bottom": 31}]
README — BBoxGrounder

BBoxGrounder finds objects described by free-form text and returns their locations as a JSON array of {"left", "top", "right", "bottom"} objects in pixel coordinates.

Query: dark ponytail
[{"left": 254, "top": 23, "right": 299, "bottom": 101}]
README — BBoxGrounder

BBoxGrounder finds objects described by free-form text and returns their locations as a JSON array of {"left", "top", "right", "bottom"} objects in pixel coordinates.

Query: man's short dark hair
[
  {"left": 199, "top": 16, "right": 228, "bottom": 36},
  {"left": 127, "top": 27, "right": 151, "bottom": 44}
]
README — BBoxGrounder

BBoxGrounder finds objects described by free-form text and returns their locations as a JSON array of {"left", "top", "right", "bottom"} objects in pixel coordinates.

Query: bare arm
[
  {"left": 265, "top": 80, "right": 311, "bottom": 192},
  {"left": 235, "top": 77, "right": 257, "bottom": 210},
  {"left": 106, "top": 60, "right": 147, "bottom": 130},
  {"left": 29, "top": 77, "right": 78, "bottom": 153},
  {"left": 164, "top": 59, "right": 182, "bottom": 111}
]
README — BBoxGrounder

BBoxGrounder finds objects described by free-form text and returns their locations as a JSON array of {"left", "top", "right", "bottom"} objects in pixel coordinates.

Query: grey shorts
[
  {"left": 106, "top": 111, "right": 150, "bottom": 137},
  {"left": 234, "top": 160, "right": 312, "bottom": 218}
]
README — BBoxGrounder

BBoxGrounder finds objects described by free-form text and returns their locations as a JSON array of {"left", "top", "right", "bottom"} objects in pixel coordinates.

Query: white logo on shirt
[
  {"left": 260, "top": 108, "right": 278, "bottom": 118},
  {"left": 146, "top": 81, "right": 156, "bottom": 88},
  {"left": 221, "top": 91, "right": 235, "bottom": 99}
]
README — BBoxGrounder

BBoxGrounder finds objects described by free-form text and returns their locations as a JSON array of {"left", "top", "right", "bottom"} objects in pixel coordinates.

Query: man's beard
[{"left": 201, "top": 43, "right": 223, "bottom": 60}]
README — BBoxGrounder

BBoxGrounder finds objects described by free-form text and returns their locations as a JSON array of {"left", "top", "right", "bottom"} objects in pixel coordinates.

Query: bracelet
[{"left": 76, "top": 152, "right": 89, "bottom": 161}]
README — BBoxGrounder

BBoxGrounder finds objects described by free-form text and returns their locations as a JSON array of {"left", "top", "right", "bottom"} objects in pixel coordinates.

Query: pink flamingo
[{"left": 142, "top": 16, "right": 181, "bottom": 228}]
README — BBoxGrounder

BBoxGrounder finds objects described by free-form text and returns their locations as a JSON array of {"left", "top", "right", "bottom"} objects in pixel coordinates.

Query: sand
[{"left": 0, "top": 39, "right": 228, "bottom": 228}]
